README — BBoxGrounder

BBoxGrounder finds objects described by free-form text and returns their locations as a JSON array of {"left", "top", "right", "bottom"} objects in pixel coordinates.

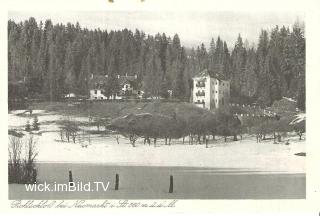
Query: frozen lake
[{"left": 9, "top": 163, "right": 306, "bottom": 199}]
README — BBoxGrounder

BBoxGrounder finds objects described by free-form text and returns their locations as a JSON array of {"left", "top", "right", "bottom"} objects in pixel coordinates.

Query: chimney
[
  {"left": 117, "top": 75, "right": 120, "bottom": 79},
  {"left": 91, "top": 73, "right": 93, "bottom": 79},
  {"left": 105, "top": 74, "right": 108, "bottom": 78},
  {"left": 125, "top": 73, "right": 128, "bottom": 77},
  {"left": 134, "top": 74, "right": 137, "bottom": 79}
]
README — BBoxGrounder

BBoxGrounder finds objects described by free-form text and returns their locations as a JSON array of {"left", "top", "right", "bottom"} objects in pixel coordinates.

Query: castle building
[{"left": 192, "top": 69, "right": 230, "bottom": 110}]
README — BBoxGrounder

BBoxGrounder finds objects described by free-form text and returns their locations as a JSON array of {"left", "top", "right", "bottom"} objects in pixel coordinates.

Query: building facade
[
  {"left": 89, "top": 74, "right": 141, "bottom": 100},
  {"left": 192, "top": 69, "right": 230, "bottom": 110}
]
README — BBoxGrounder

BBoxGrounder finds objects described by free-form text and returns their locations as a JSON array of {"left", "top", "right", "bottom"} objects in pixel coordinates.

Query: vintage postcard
[{"left": 2, "top": 0, "right": 320, "bottom": 215}]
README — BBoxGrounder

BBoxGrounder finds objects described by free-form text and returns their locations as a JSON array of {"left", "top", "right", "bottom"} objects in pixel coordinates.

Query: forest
[{"left": 8, "top": 17, "right": 305, "bottom": 110}]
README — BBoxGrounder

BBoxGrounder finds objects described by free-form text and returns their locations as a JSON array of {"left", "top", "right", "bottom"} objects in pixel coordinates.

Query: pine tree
[
  {"left": 64, "top": 42, "right": 77, "bottom": 95},
  {"left": 244, "top": 48, "right": 258, "bottom": 97},
  {"left": 25, "top": 120, "right": 31, "bottom": 132},
  {"left": 32, "top": 116, "right": 40, "bottom": 131},
  {"left": 48, "top": 42, "right": 63, "bottom": 100},
  {"left": 222, "top": 41, "right": 231, "bottom": 79},
  {"left": 214, "top": 36, "right": 224, "bottom": 74},
  {"left": 173, "top": 48, "right": 187, "bottom": 100},
  {"left": 256, "top": 30, "right": 271, "bottom": 105},
  {"left": 107, "top": 53, "right": 121, "bottom": 98},
  {"left": 159, "top": 78, "right": 170, "bottom": 99},
  {"left": 267, "top": 28, "right": 282, "bottom": 103},
  {"left": 208, "top": 38, "right": 215, "bottom": 71},
  {"left": 143, "top": 52, "right": 161, "bottom": 97},
  {"left": 231, "top": 34, "right": 247, "bottom": 97}
]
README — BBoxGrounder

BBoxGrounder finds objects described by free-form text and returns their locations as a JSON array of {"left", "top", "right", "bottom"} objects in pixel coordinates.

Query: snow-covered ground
[{"left": 8, "top": 110, "right": 306, "bottom": 174}]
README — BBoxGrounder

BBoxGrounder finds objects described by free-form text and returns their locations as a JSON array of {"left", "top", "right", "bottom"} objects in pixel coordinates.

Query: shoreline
[{"left": 31, "top": 161, "right": 306, "bottom": 175}]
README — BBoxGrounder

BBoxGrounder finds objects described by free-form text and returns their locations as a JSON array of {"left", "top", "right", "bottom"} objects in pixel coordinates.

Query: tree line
[
  {"left": 106, "top": 105, "right": 242, "bottom": 147},
  {"left": 8, "top": 17, "right": 305, "bottom": 109},
  {"left": 108, "top": 103, "right": 304, "bottom": 147}
]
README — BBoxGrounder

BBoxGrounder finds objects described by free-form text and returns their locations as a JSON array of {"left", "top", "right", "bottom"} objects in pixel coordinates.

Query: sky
[{"left": 8, "top": 11, "right": 304, "bottom": 48}]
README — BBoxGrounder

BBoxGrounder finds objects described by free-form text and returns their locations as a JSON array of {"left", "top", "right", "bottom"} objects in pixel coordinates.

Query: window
[
  {"left": 216, "top": 91, "right": 217, "bottom": 93},
  {"left": 196, "top": 82, "right": 205, "bottom": 87},
  {"left": 94, "top": 90, "right": 97, "bottom": 94},
  {"left": 223, "top": 83, "right": 224, "bottom": 86},
  {"left": 202, "top": 99, "right": 204, "bottom": 103}
]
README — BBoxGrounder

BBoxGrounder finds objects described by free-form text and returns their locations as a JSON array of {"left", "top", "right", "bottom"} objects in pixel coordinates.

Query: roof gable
[
  {"left": 118, "top": 76, "right": 137, "bottom": 86},
  {"left": 89, "top": 75, "right": 138, "bottom": 89},
  {"left": 193, "top": 69, "right": 227, "bottom": 81}
]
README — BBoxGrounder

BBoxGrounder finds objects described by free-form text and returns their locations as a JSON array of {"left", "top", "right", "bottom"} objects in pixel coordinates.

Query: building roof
[
  {"left": 193, "top": 69, "right": 227, "bottom": 81},
  {"left": 118, "top": 75, "right": 136, "bottom": 86},
  {"left": 89, "top": 74, "right": 138, "bottom": 89},
  {"left": 88, "top": 75, "right": 108, "bottom": 89}
]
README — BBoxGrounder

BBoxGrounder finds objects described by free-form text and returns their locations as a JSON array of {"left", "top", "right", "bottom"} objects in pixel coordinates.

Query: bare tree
[
  {"left": 8, "top": 136, "right": 22, "bottom": 183},
  {"left": 59, "top": 117, "right": 80, "bottom": 143},
  {"left": 115, "top": 135, "right": 120, "bottom": 144},
  {"left": 23, "top": 136, "right": 38, "bottom": 183},
  {"left": 8, "top": 136, "right": 38, "bottom": 184},
  {"left": 129, "top": 134, "right": 138, "bottom": 147}
]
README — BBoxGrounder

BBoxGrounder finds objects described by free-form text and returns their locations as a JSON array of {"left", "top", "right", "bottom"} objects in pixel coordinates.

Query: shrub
[{"left": 8, "top": 136, "right": 38, "bottom": 184}]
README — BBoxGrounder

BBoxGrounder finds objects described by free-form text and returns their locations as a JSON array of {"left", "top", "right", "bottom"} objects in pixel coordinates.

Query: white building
[
  {"left": 89, "top": 74, "right": 140, "bottom": 100},
  {"left": 192, "top": 69, "right": 230, "bottom": 110}
]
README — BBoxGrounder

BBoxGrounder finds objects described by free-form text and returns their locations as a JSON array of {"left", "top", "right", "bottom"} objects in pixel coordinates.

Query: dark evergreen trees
[{"left": 8, "top": 18, "right": 305, "bottom": 109}]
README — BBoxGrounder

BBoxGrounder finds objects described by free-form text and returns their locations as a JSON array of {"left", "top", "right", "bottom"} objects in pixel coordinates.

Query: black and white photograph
[{"left": 7, "top": 9, "right": 307, "bottom": 202}]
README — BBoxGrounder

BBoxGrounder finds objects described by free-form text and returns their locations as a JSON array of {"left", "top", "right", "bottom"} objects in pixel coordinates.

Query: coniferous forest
[{"left": 8, "top": 17, "right": 305, "bottom": 110}]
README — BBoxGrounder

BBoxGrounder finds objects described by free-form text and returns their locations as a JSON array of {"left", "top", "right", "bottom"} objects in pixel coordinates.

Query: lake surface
[{"left": 9, "top": 163, "right": 306, "bottom": 199}]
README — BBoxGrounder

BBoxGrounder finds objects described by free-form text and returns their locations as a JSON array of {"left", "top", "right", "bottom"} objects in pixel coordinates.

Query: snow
[
  {"left": 283, "top": 97, "right": 297, "bottom": 103},
  {"left": 9, "top": 110, "right": 306, "bottom": 174},
  {"left": 8, "top": 110, "right": 89, "bottom": 129},
  {"left": 290, "top": 113, "right": 306, "bottom": 124}
]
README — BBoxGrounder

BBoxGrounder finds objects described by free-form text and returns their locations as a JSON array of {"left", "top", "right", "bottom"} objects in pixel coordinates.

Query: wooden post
[
  {"left": 115, "top": 174, "right": 119, "bottom": 190},
  {"left": 169, "top": 175, "right": 173, "bottom": 193},
  {"left": 69, "top": 170, "right": 74, "bottom": 186}
]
